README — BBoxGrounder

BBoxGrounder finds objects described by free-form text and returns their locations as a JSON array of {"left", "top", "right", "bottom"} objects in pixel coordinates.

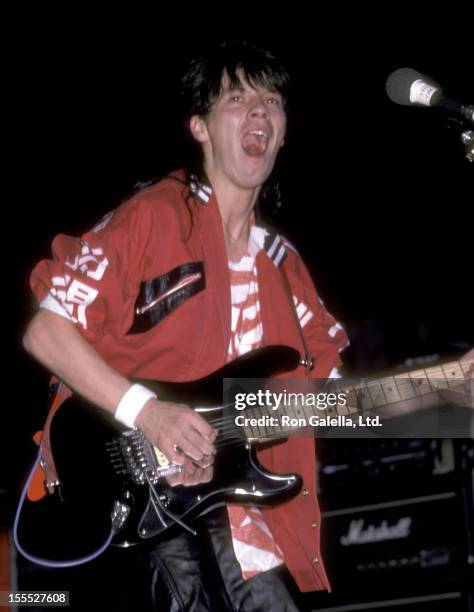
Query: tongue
[{"left": 241, "top": 133, "right": 267, "bottom": 156}]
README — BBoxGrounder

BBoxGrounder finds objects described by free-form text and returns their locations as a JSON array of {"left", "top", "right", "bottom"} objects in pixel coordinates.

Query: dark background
[
  {"left": 7, "top": 15, "right": 474, "bottom": 481},
  {"left": 3, "top": 13, "right": 473, "bottom": 601}
]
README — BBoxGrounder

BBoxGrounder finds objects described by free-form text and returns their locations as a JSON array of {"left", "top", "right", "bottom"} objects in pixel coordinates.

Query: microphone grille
[{"left": 386, "top": 67, "right": 425, "bottom": 106}]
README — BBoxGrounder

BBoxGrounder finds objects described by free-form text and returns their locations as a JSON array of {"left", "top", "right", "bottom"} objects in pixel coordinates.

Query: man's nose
[{"left": 248, "top": 98, "right": 268, "bottom": 118}]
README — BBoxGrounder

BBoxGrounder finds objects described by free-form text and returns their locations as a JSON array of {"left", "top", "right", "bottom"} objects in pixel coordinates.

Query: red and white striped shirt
[{"left": 226, "top": 225, "right": 325, "bottom": 579}]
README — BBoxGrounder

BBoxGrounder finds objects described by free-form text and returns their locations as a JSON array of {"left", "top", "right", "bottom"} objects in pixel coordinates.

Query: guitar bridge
[{"left": 106, "top": 430, "right": 181, "bottom": 485}]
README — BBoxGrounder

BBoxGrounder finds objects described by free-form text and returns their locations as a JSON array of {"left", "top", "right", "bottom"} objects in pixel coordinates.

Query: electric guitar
[{"left": 15, "top": 346, "right": 472, "bottom": 563}]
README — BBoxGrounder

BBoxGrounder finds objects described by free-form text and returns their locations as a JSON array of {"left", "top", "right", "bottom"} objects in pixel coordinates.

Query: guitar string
[
  {"left": 154, "top": 358, "right": 470, "bottom": 437},
  {"left": 204, "top": 362, "right": 470, "bottom": 434},
  {"left": 194, "top": 385, "right": 472, "bottom": 453},
  {"left": 147, "top": 359, "right": 471, "bottom": 459}
]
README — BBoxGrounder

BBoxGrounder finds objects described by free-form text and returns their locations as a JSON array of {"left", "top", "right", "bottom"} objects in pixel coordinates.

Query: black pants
[
  {"left": 18, "top": 508, "right": 305, "bottom": 611},
  {"left": 147, "top": 507, "right": 304, "bottom": 611}
]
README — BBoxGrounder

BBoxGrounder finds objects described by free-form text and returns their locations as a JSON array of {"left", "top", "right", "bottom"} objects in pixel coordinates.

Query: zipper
[{"left": 136, "top": 272, "right": 202, "bottom": 316}]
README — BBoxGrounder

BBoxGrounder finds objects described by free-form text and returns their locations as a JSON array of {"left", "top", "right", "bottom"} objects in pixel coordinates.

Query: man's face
[{"left": 191, "top": 72, "right": 287, "bottom": 192}]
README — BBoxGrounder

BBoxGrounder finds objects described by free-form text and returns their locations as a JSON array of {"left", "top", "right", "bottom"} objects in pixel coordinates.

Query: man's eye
[
  {"left": 266, "top": 96, "right": 281, "bottom": 106},
  {"left": 230, "top": 95, "right": 243, "bottom": 102}
]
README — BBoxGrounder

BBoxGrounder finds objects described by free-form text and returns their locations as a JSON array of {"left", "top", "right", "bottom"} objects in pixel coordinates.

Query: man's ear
[{"left": 190, "top": 115, "right": 209, "bottom": 143}]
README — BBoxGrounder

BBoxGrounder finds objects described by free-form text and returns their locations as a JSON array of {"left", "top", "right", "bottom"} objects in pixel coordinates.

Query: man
[{"left": 23, "top": 42, "right": 348, "bottom": 610}]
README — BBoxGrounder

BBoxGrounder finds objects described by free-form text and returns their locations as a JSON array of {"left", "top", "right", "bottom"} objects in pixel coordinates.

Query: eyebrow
[
  {"left": 223, "top": 84, "right": 246, "bottom": 93},
  {"left": 224, "top": 84, "right": 281, "bottom": 96}
]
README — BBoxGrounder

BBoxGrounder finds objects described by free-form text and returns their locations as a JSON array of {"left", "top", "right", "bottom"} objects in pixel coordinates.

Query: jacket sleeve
[{"left": 29, "top": 195, "right": 158, "bottom": 344}]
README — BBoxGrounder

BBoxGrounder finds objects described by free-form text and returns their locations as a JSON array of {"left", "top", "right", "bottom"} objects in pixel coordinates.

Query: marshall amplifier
[
  {"left": 307, "top": 439, "right": 474, "bottom": 610},
  {"left": 319, "top": 488, "right": 473, "bottom": 586},
  {"left": 300, "top": 487, "right": 474, "bottom": 611}
]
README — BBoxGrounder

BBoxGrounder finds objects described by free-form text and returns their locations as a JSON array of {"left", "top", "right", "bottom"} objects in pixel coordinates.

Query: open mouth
[{"left": 241, "top": 129, "right": 270, "bottom": 156}]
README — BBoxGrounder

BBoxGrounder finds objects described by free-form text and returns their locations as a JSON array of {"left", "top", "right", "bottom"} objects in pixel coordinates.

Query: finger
[
  {"left": 189, "top": 467, "right": 203, "bottom": 486},
  {"left": 176, "top": 437, "right": 205, "bottom": 462},
  {"left": 181, "top": 462, "right": 199, "bottom": 486},
  {"left": 166, "top": 472, "right": 183, "bottom": 487},
  {"left": 187, "top": 465, "right": 210, "bottom": 486},
  {"left": 177, "top": 432, "right": 215, "bottom": 462},
  {"left": 188, "top": 411, "right": 218, "bottom": 442},
  {"left": 182, "top": 453, "right": 214, "bottom": 469},
  {"left": 163, "top": 442, "right": 186, "bottom": 466},
  {"left": 188, "top": 465, "right": 213, "bottom": 485},
  {"left": 201, "top": 465, "right": 213, "bottom": 484},
  {"left": 200, "top": 453, "right": 215, "bottom": 467},
  {"left": 183, "top": 428, "right": 216, "bottom": 457}
]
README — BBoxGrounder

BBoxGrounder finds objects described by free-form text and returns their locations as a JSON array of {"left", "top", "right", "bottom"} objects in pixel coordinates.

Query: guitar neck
[
  {"left": 241, "top": 358, "right": 473, "bottom": 440},
  {"left": 339, "top": 356, "right": 473, "bottom": 411}
]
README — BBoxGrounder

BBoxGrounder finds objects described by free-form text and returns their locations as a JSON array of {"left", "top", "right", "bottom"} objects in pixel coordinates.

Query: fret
[
  {"left": 459, "top": 359, "right": 474, "bottom": 377},
  {"left": 355, "top": 381, "right": 375, "bottom": 413},
  {"left": 250, "top": 406, "right": 262, "bottom": 438},
  {"left": 407, "top": 368, "right": 435, "bottom": 397},
  {"left": 342, "top": 383, "right": 363, "bottom": 415},
  {"left": 365, "top": 379, "right": 389, "bottom": 409},
  {"left": 335, "top": 399, "right": 350, "bottom": 416},
  {"left": 441, "top": 361, "right": 470, "bottom": 389},
  {"left": 254, "top": 404, "right": 266, "bottom": 438},
  {"left": 260, "top": 407, "right": 272, "bottom": 438},
  {"left": 408, "top": 367, "right": 426, "bottom": 379},
  {"left": 244, "top": 423, "right": 254, "bottom": 439},
  {"left": 345, "top": 390, "right": 359, "bottom": 415},
  {"left": 248, "top": 416, "right": 259, "bottom": 439},
  {"left": 422, "top": 364, "right": 451, "bottom": 392},
  {"left": 327, "top": 381, "right": 345, "bottom": 416},
  {"left": 291, "top": 395, "right": 310, "bottom": 422},
  {"left": 237, "top": 356, "right": 472, "bottom": 441},
  {"left": 422, "top": 365, "right": 445, "bottom": 378},
  {"left": 393, "top": 375, "right": 418, "bottom": 400},
  {"left": 302, "top": 399, "right": 316, "bottom": 422},
  {"left": 324, "top": 401, "right": 339, "bottom": 417},
  {"left": 271, "top": 406, "right": 287, "bottom": 438},
  {"left": 379, "top": 376, "right": 403, "bottom": 404},
  {"left": 244, "top": 406, "right": 276, "bottom": 439}
]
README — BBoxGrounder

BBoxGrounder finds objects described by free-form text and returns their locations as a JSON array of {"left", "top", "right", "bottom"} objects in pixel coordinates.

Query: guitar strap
[{"left": 279, "top": 263, "right": 314, "bottom": 376}]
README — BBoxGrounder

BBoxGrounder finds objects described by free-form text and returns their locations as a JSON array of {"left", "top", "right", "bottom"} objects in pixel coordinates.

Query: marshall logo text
[{"left": 340, "top": 517, "right": 412, "bottom": 546}]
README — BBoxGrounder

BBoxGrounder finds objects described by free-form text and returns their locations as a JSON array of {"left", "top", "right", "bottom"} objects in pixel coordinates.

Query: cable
[{"left": 13, "top": 451, "right": 117, "bottom": 568}]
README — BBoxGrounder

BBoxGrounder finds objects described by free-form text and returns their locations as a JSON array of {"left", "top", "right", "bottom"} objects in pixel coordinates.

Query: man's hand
[
  {"left": 462, "top": 348, "right": 474, "bottom": 377},
  {"left": 438, "top": 349, "right": 474, "bottom": 410},
  {"left": 134, "top": 398, "right": 217, "bottom": 486}
]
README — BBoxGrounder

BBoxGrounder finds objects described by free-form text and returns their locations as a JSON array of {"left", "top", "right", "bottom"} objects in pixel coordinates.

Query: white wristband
[{"left": 114, "top": 384, "right": 157, "bottom": 428}]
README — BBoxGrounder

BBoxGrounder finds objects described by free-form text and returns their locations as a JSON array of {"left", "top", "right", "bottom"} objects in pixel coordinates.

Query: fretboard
[{"left": 240, "top": 358, "right": 473, "bottom": 440}]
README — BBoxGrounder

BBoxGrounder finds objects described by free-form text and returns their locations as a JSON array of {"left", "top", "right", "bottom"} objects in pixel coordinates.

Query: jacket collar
[
  {"left": 188, "top": 173, "right": 287, "bottom": 268},
  {"left": 189, "top": 174, "right": 212, "bottom": 204}
]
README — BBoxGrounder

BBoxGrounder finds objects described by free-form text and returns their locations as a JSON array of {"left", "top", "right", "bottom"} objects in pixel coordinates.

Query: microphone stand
[
  {"left": 461, "top": 129, "right": 474, "bottom": 163},
  {"left": 444, "top": 115, "right": 474, "bottom": 163}
]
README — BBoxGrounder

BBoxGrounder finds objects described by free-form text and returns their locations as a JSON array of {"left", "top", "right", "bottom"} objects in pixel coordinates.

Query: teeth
[{"left": 249, "top": 130, "right": 268, "bottom": 139}]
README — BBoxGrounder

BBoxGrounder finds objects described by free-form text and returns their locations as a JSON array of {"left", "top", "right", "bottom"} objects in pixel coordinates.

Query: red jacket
[{"left": 30, "top": 171, "right": 348, "bottom": 592}]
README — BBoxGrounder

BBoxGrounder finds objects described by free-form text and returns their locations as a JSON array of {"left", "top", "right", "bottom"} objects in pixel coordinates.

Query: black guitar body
[{"left": 16, "top": 346, "right": 302, "bottom": 562}]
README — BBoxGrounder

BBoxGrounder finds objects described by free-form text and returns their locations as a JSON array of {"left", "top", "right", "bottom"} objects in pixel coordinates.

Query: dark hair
[
  {"left": 181, "top": 40, "right": 290, "bottom": 121},
  {"left": 181, "top": 41, "right": 291, "bottom": 221}
]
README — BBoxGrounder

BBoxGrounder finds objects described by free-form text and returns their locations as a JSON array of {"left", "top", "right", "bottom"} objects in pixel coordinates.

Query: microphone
[{"left": 386, "top": 67, "right": 473, "bottom": 123}]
